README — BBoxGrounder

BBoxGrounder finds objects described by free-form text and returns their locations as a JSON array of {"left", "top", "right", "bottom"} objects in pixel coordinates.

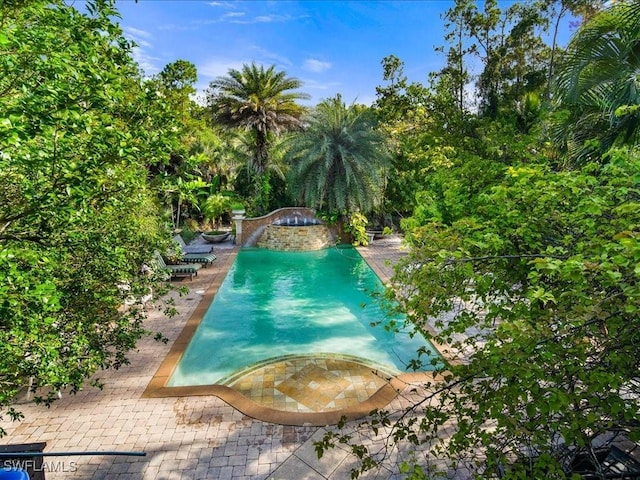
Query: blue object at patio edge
[{"left": 0, "top": 468, "right": 29, "bottom": 480}]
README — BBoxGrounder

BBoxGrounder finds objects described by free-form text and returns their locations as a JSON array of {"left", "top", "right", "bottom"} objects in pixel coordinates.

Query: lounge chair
[
  {"left": 154, "top": 252, "right": 202, "bottom": 280},
  {"left": 172, "top": 234, "right": 213, "bottom": 254},
  {"left": 172, "top": 235, "right": 217, "bottom": 267}
]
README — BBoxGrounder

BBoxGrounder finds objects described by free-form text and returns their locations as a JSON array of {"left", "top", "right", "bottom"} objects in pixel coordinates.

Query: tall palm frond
[
  {"left": 553, "top": 0, "right": 640, "bottom": 163},
  {"left": 286, "top": 96, "right": 391, "bottom": 213},
  {"left": 208, "top": 63, "right": 309, "bottom": 174}
]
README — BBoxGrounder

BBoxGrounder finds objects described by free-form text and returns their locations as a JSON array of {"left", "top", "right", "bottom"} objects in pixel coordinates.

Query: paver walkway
[{"left": 0, "top": 235, "right": 463, "bottom": 479}]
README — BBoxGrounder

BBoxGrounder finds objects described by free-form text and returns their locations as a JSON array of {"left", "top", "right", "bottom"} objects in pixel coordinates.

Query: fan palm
[
  {"left": 208, "top": 63, "right": 309, "bottom": 175},
  {"left": 553, "top": 0, "right": 640, "bottom": 163},
  {"left": 286, "top": 96, "right": 391, "bottom": 213}
]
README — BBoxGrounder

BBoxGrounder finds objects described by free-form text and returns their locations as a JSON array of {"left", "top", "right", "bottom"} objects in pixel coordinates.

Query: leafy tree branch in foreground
[
  {"left": 0, "top": 0, "right": 180, "bottom": 434},
  {"left": 317, "top": 1, "right": 639, "bottom": 477},
  {"left": 320, "top": 148, "right": 640, "bottom": 479}
]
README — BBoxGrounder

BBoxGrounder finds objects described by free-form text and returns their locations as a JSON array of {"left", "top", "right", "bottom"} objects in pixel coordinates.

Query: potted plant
[
  {"left": 200, "top": 194, "right": 232, "bottom": 242},
  {"left": 202, "top": 231, "right": 230, "bottom": 243},
  {"left": 201, "top": 194, "right": 229, "bottom": 228}
]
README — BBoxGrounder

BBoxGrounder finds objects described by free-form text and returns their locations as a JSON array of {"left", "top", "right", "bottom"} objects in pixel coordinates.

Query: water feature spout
[{"left": 271, "top": 214, "right": 322, "bottom": 227}]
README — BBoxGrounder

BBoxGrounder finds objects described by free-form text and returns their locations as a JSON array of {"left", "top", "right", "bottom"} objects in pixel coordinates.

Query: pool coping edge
[{"left": 143, "top": 244, "right": 451, "bottom": 427}]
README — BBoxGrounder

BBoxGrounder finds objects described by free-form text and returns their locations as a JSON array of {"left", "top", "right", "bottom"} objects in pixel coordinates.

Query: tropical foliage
[
  {"left": 317, "top": 1, "right": 640, "bottom": 478},
  {"left": 553, "top": 0, "right": 640, "bottom": 163},
  {"left": 286, "top": 95, "right": 391, "bottom": 214},
  {"left": 0, "top": 0, "right": 179, "bottom": 431},
  {"left": 362, "top": 149, "right": 640, "bottom": 478},
  {"left": 149, "top": 60, "right": 232, "bottom": 230},
  {"left": 207, "top": 63, "right": 309, "bottom": 213}
]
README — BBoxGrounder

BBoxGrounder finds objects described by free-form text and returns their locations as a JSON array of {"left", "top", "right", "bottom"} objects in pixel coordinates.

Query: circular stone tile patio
[{"left": 222, "top": 355, "right": 395, "bottom": 413}]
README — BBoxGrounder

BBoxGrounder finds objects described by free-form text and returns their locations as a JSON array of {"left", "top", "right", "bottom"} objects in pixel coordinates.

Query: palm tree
[
  {"left": 553, "top": 0, "right": 640, "bottom": 163},
  {"left": 208, "top": 63, "right": 308, "bottom": 176},
  {"left": 285, "top": 95, "right": 391, "bottom": 213}
]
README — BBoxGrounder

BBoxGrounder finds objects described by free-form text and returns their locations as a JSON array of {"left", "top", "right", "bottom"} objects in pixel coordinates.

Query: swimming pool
[{"left": 168, "top": 246, "right": 440, "bottom": 386}]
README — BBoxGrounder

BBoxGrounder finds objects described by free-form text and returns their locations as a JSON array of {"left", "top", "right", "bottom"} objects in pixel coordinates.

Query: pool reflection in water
[{"left": 168, "top": 246, "right": 440, "bottom": 386}]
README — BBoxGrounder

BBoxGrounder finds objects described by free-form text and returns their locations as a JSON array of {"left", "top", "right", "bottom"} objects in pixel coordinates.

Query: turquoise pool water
[{"left": 168, "top": 246, "right": 439, "bottom": 386}]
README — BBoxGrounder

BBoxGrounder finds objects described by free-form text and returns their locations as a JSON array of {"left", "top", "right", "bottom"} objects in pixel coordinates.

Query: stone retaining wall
[{"left": 256, "top": 224, "right": 332, "bottom": 251}]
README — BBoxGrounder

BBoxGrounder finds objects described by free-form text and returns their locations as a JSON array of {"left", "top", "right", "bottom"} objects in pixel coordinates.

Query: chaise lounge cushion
[
  {"left": 181, "top": 252, "right": 217, "bottom": 267},
  {"left": 154, "top": 252, "right": 202, "bottom": 280}
]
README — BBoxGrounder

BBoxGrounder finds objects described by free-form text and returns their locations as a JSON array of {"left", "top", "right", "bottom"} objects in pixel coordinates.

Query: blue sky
[{"left": 114, "top": 1, "right": 575, "bottom": 106}]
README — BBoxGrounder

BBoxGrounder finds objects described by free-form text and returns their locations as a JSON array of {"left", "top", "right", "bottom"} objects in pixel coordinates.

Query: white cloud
[
  {"left": 157, "top": 22, "right": 200, "bottom": 32},
  {"left": 225, "top": 14, "right": 294, "bottom": 24},
  {"left": 121, "top": 27, "right": 160, "bottom": 75},
  {"left": 131, "top": 47, "right": 162, "bottom": 76},
  {"left": 131, "top": 38, "right": 153, "bottom": 49},
  {"left": 124, "top": 26, "right": 152, "bottom": 39},
  {"left": 192, "top": 59, "right": 249, "bottom": 105},
  {"left": 184, "top": 11, "right": 291, "bottom": 27},
  {"left": 123, "top": 26, "right": 153, "bottom": 48},
  {"left": 198, "top": 59, "right": 248, "bottom": 80},
  {"left": 301, "top": 78, "right": 341, "bottom": 91},
  {"left": 254, "top": 14, "right": 289, "bottom": 23},
  {"left": 221, "top": 11, "right": 246, "bottom": 20},
  {"left": 206, "top": 1, "right": 235, "bottom": 7},
  {"left": 302, "top": 59, "right": 332, "bottom": 73}
]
